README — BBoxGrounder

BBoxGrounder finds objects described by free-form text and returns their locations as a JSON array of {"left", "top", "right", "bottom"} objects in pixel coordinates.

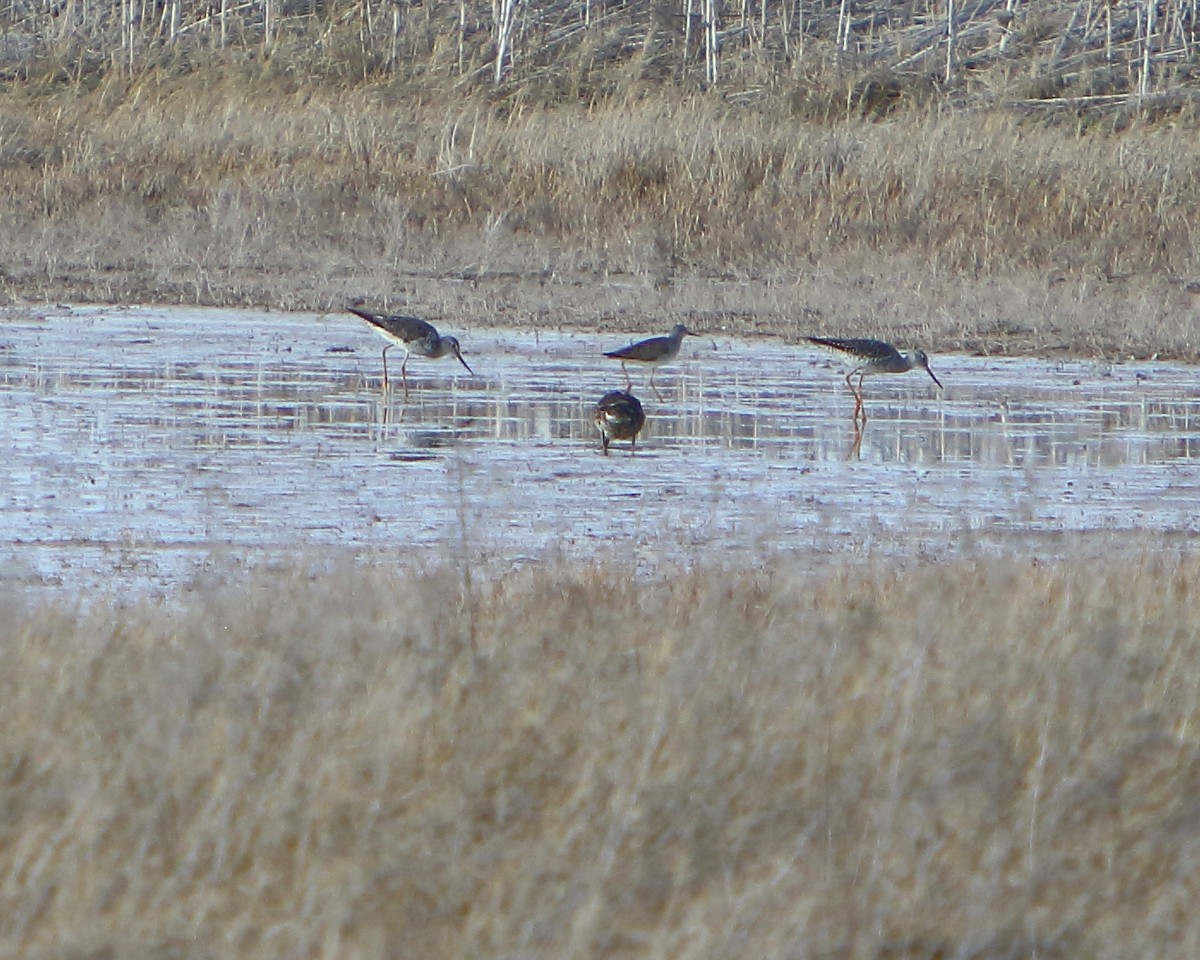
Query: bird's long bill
[
  {"left": 454, "top": 349, "right": 474, "bottom": 376},
  {"left": 925, "top": 366, "right": 943, "bottom": 391}
]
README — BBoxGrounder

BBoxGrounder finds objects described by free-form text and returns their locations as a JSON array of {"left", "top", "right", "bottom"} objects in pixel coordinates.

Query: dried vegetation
[
  {"left": 1, "top": 2, "right": 1200, "bottom": 354},
  {"left": 3, "top": 552, "right": 1200, "bottom": 957}
]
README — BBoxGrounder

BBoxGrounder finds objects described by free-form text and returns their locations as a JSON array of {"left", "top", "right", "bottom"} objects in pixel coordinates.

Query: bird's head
[
  {"left": 445, "top": 336, "right": 474, "bottom": 375},
  {"left": 913, "top": 350, "right": 943, "bottom": 390}
]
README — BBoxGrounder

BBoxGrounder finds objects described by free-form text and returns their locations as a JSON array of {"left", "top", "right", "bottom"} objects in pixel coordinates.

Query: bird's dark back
[
  {"left": 596, "top": 391, "right": 646, "bottom": 427},
  {"left": 804, "top": 336, "right": 899, "bottom": 362},
  {"left": 604, "top": 336, "right": 671, "bottom": 362},
  {"left": 348, "top": 307, "right": 437, "bottom": 343}
]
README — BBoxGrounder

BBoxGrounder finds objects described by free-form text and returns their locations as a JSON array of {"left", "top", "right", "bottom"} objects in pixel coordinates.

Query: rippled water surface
[{"left": 3, "top": 305, "right": 1199, "bottom": 597}]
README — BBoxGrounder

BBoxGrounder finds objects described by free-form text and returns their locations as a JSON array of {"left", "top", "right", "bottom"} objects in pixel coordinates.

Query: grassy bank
[
  {"left": 3, "top": 552, "right": 1199, "bottom": 957},
  {"left": 2, "top": 1, "right": 1200, "bottom": 356}
]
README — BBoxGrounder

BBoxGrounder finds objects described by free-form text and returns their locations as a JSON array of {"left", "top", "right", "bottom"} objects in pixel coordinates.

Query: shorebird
[
  {"left": 594, "top": 391, "right": 646, "bottom": 456},
  {"left": 805, "top": 336, "right": 943, "bottom": 424},
  {"left": 603, "top": 323, "right": 696, "bottom": 400},
  {"left": 347, "top": 306, "right": 473, "bottom": 399}
]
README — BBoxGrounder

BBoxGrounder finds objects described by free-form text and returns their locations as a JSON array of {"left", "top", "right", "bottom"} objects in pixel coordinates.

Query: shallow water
[{"left": 2, "top": 305, "right": 1199, "bottom": 599}]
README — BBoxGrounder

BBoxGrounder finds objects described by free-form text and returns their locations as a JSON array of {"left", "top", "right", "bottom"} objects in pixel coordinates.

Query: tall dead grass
[
  {"left": 2, "top": 2, "right": 1200, "bottom": 353},
  {"left": 3, "top": 552, "right": 1200, "bottom": 958},
  {"left": 4, "top": 75, "right": 1200, "bottom": 325}
]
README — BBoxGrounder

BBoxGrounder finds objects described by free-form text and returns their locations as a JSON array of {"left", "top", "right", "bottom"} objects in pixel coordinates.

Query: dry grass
[
  {"left": 3, "top": 74, "right": 1200, "bottom": 357},
  {"left": 2, "top": 1, "right": 1200, "bottom": 356},
  {"left": 4, "top": 551, "right": 1200, "bottom": 958}
]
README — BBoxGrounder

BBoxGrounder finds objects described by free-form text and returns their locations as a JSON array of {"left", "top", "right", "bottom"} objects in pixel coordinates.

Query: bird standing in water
[
  {"left": 594, "top": 391, "right": 647, "bottom": 456},
  {"left": 603, "top": 324, "right": 696, "bottom": 400},
  {"left": 347, "top": 306, "right": 474, "bottom": 400},
  {"left": 804, "top": 336, "right": 943, "bottom": 424}
]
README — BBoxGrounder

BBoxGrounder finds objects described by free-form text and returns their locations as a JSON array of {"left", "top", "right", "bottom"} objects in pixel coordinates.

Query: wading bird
[
  {"left": 347, "top": 306, "right": 473, "bottom": 399},
  {"left": 594, "top": 391, "right": 647, "bottom": 456},
  {"left": 603, "top": 324, "right": 696, "bottom": 400},
  {"left": 805, "top": 336, "right": 943, "bottom": 424}
]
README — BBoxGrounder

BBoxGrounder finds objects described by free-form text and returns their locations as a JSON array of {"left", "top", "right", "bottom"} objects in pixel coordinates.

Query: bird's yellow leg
[
  {"left": 845, "top": 370, "right": 863, "bottom": 424},
  {"left": 649, "top": 368, "right": 663, "bottom": 402}
]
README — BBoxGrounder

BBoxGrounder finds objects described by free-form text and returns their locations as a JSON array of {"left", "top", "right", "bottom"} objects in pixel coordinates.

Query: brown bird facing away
[
  {"left": 804, "top": 336, "right": 943, "bottom": 425},
  {"left": 347, "top": 306, "right": 474, "bottom": 399},
  {"left": 603, "top": 323, "right": 696, "bottom": 400},
  {"left": 594, "top": 391, "right": 646, "bottom": 456}
]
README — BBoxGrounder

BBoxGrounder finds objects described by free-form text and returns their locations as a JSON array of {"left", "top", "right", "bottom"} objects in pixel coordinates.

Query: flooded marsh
[{"left": 2, "top": 305, "right": 1199, "bottom": 598}]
